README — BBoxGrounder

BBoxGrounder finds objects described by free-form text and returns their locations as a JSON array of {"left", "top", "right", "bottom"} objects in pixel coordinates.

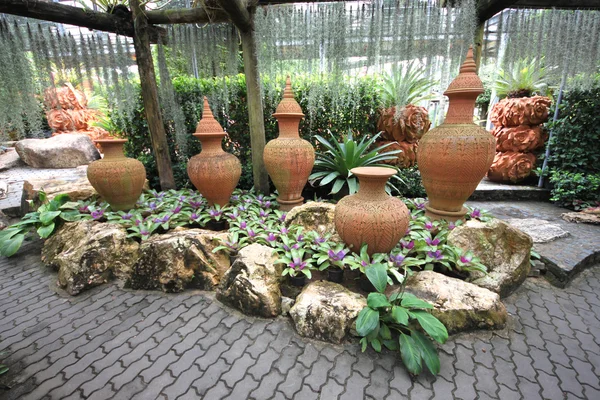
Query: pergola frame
[{"left": 0, "top": 0, "right": 598, "bottom": 191}]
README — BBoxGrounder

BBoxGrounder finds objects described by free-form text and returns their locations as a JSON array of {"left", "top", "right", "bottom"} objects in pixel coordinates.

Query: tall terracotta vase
[
  {"left": 187, "top": 97, "right": 241, "bottom": 206},
  {"left": 264, "top": 77, "right": 315, "bottom": 211},
  {"left": 335, "top": 167, "right": 410, "bottom": 255},
  {"left": 417, "top": 46, "right": 496, "bottom": 221},
  {"left": 87, "top": 139, "right": 146, "bottom": 211}
]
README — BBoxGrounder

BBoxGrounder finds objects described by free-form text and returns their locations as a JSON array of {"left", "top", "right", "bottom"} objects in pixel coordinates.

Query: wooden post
[
  {"left": 130, "top": 0, "right": 176, "bottom": 190},
  {"left": 474, "top": 21, "right": 485, "bottom": 73},
  {"left": 239, "top": 8, "right": 270, "bottom": 194}
]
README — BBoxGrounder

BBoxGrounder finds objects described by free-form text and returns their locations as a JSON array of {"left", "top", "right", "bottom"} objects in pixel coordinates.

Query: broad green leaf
[
  {"left": 412, "top": 310, "right": 448, "bottom": 344},
  {"left": 39, "top": 211, "right": 61, "bottom": 225},
  {"left": 0, "top": 365, "right": 8, "bottom": 375},
  {"left": 321, "top": 171, "right": 340, "bottom": 186},
  {"left": 392, "top": 306, "right": 409, "bottom": 326},
  {"left": 365, "top": 263, "right": 388, "bottom": 293},
  {"left": 399, "top": 333, "right": 422, "bottom": 375},
  {"left": 383, "top": 339, "right": 399, "bottom": 351},
  {"left": 60, "top": 210, "right": 81, "bottom": 222},
  {"left": 355, "top": 307, "right": 380, "bottom": 337},
  {"left": 367, "top": 293, "right": 391, "bottom": 309},
  {"left": 412, "top": 330, "right": 441, "bottom": 375},
  {"left": 37, "top": 223, "right": 56, "bottom": 239},
  {"left": 360, "top": 337, "right": 368, "bottom": 352},
  {"left": 379, "top": 322, "right": 392, "bottom": 340},
  {"left": 401, "top": 293, "right": 434, "bottom": 309},
  {"left": 371, "top": 337, "right": 382, "bottom": 352},
  {"left": 1, "top": 233, "right": 25, "bottom": 257},
  {"left": 330, "top": 178, "right": 345, "bottom": 195}
]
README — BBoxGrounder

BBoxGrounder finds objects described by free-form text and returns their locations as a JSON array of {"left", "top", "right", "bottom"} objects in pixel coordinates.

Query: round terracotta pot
[
  {"left": 335, "top": 166, "right": 410, "bottom": 255},
  {"left": 188, "top": 98, "right": 241, "bottom": 207},
  {"left": 417, "top": 46, "right": 496, "bottom": 221},
  {"left": 87, "top": 139, "right": 146, "bottom": 211},
  {"left": 264, "top": 77, "right": 315, "bottom": 212}
]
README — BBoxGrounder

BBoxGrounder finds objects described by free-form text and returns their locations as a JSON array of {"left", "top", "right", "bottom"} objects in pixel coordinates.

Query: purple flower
[
  {"left": 231, "top": 195, "right": 239, "bottom": 202},
  {"left": 148, "top": 202, "right": 157, "bottom": 211},
  {"left": 209, "top": 209, "right": 222, "bottom": 218},
  {"left": 153, "top": 215, "right": 169, "bottom": 224},
  {"left": 390, "top": 253, "right": 405, "bottom": 266},
  {"left": 172, "top": 205, "right": 182, "bottom": 214},
  {"left": 140, "top": 230, "right": 150, "bottom": 236},
  {"left": 244, "top": 198, "right": 253, "bottom": 204},
  {"left": 416, "top": 202, "right": 426, "bottom": 210},
  {"left": 425, "top": 237, "right": 441, "bottom": 246},
  {"left": 265, "top": 232, "right": 277, "bottom": 243},
  {"left": 460, "top": 255, "right": 472, "bottom": 264},
  {"left": 257, "top": 194, "right": 264, "bottom": 201},
  {"left": 189, "top": 201, "right": 203, "bottom": 209},
  {"left": 328, "top": 249, "right": 348, "bottom": 262},
  {"left": 401, "top": 240, "right": 415, "bottom": 250},
  {"left": 91, "top": 209, "right": 104, "bottom": 220},
  {"left": 134, "top": 219, "right": 142, "bottom": 226},
  {"left": 179, "top": 195, "right": 186, "bottom": 202},
  {"left": 448, "top": 222, "right": 456, "bottom": 230},
  {"left": 121, "top": 213, "right": 133, "bottom": 220},
  {"left": 296, "top": 234, "right": 304, "bottom": 242},
  {"left": 259, "top": 210, "right": 268, "bottom": 218},
  {"left": 424, "top": 221, "right": 434, "bottom": 230},
  {"left": 313, "top": 236, "right": 326, "bottom": 245},
  {"left": 190, "top": 213, "right": 200, "bottom": 220},
  {"left": 427, "top": 250, "right": 444, "bottom": 261},
  {"left": 247, "top": 229, "right": 257, "bottom": 238},
  {"left": 238, "top": 205, "right": 248, "bottom": 212},
  {"left": 280, "top": 227, "right": 289, "bottom": 235},
  {"left": 292, "top": 243, "right": 300, "bottom": 250},
  {"left": 78, "top": 205, "right": 89, "bottom": 213},
  {"left": 263, "top": 201, "right": 272, "bottom": 209},
  {"left": 239, "top": 221, "right": 247, "bottom": 229},
  {"left": 470, "top": 208, "right": 481, "bottom": 219},
  {"left": 283, "top": 244, "right": 291, "bottom": 252},
  {"left": 289, "top": 257, "right": 307, "bottom": 270},
  {"left": 278, "top": 213, "right": 287, "bottom": 222}
]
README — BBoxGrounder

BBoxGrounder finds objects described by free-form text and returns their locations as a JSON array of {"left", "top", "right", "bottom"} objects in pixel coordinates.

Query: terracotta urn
[
  {"left": 335, "top": 166, "right": 410, "bottom": 255},
  {"left": 264, "top": 76, "right": 315, "bottom": 211},
  {"left": 87, "top": 139, "right": 146, "bottom": 211},
  {"left": 187, "top": 97, "right": 241, "bottom": 206},
  {"left": 417, "top": 46, "right": 496, "bottom": 221}
]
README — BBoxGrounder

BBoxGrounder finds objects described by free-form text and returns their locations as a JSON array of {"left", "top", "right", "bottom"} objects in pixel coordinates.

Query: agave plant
[
  {"left": 494, "top": 58, "right": 548, "bottom": 99},
  {"left": 309, "top": 130, "right": 403, "bottom": 195},
  {"left": 380, "top": 61, "right": 436, "bottom": 108}
]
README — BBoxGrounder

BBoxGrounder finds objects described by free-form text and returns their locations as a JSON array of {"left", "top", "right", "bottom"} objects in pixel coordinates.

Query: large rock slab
[
  {"left": 404, "top": 271, "right": 507, "bottom": 334},
  {"left": 42, "top": 221, "right": 139, "bottom": 295},
  {"left": 20, "top": 166, "right": 97, "bottom": 214},
  {"left": 562, "top": 212, "right": 600, "bottom": 225},
  {"left": 0, "top": 149, "right": 24, "bottom": 171},
  {"left": 284, "top": 201, "right": 336, "bottom": 236},
  {"left": 15, "top": 134, "right": 100, "bottom": 168},
  {"left": 448, "top": 218, "right": 532, "bottom": 297},
  {"left": 0, "top": 210, "right": 9, "bottom": 230},
  {"left": 126, "top": 229, "right": 230, "bottom": 293},
  {"left": 290, "top": 281, "right": 366, "bottom": 344},
  {"left": 216, "top": 243, "right": 282, "bottom": 317},
  {"left": 505, "top": 218, "right": 569, "bottom": 243}
]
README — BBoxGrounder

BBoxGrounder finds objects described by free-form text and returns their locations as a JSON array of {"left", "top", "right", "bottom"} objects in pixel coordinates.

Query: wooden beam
[
  {"left": 239, "top": 7, "right": 269, "bottom": 194},
  {"left": 218, "top": 0, "right": 252, "bottom": 32},
  {"left": 0, "top": 0, "right": 166, "bottom": 43},
  {"left": 477, "top": 0, "right": 517, "bottom": 23},
  {"left": 130, "top": 0, "right": 176, "bottom": 190},
  {"left": 146, "top": 7, "right": 229, "bottom": 25}
]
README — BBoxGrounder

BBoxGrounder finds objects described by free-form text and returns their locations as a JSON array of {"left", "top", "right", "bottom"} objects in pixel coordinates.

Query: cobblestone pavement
[{"left": 1, "top": 242, "right": 600, "bottom": 400}]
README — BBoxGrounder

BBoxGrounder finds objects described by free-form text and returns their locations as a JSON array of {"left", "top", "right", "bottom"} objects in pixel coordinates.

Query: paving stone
[
  {"left": 221, "top": 353, "right": 255, "bottom": 388},
  {"left": 250, "top": 370, "right": 286, "bottom": 399},
  {"left": 339, "top": 371, "right": 368, "bottom": 400},
  {"left": 227, "top": 374, "right": 260, "bottom": 400},
  {"left": 162, "top": 365, "right": 202, "bottom": 400},
  {"left": 132, "top": 373, "right": 175, "bottom": 400},
  {"left": 320, "top": 378, "right": 345, "bottom": 399},
  {"left": 277, "top": 362, "right": 311, "bottom": 398},
  {"left": 203, "top": 380, "right": 231, "bottom": 400},
  {"left": 453, "top": 370, "right": 477, "bottom": 400}
]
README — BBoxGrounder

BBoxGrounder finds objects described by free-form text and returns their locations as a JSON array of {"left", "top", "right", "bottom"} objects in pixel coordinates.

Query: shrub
[
  {"left": 116, "top": 74, "right": 382, "bottom": 190},
  {"left": 549, "top": 170, "right": 600, "bottom": 210}
]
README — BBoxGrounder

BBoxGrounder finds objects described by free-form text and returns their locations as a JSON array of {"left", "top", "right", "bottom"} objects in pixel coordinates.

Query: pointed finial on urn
[
  {"left": 274, "top": 76, "right": 304, "bottom": 116},
  {"left": 444, "top": 45, "right": 484, "bottom": 96},
  {"left": 195, "top": 96, "right": 225, "bottom": 135}
]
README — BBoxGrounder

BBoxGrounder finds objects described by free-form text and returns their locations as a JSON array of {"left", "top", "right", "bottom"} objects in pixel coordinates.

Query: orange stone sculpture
[
  {"left": 187, "top": 97, "right": 242, "bottom": 207},
  {"left": 417, "top": 46, "right": 496, "bottom": 221},
  {"left": 487, "top": 152, "right": 537, "bottom": 183},
  {"left": 87, "top": 139, "right": 146, "bottom": 211},
  {"left": 377, "top": 141, "right": 418, "bottom": 168},
  {"left": 335, "top": 166, "right": 410, "bottom": 255},
  {"left": 264, "top": 77, "right": 315, "bottom": 211}
]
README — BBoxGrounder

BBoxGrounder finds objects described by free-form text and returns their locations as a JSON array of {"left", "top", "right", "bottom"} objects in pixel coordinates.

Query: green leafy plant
[
  {"left": 355, "top": 263, "right": 448, "bottom": 375},
  {"left": 380, "top": 62, "right": 436, "bottom": 108},
  {"left": 276, "top": 248, "right": 314, "bottom": 279},
  {"left": 0, "top": 192, "right": 82, "bottom": 257},
  {"left": 313, "top": 242, "right": 350, "bottom": 271},
  {"left": 494, "top": 58, "right": 548, "bottom": 98},
  {"left": 548, "top": 170, "right": 600, "bottom": 210},
  {"left": 309, "top": 131, "right": 402, "bottom": 195}
]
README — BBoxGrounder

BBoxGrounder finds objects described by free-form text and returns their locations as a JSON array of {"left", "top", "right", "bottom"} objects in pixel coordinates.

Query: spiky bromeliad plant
[
  {"left": 309, "top": 130, "right": 402, "bottom": 196},
  {"left": 494, "top": 58, "right": 548, "bottom": 99},
  {"left": 380, "top": 62, "right": 437, "bottom": 110},
  {"left": 356, "top": 263, "right": 448, "bottom": 375}
]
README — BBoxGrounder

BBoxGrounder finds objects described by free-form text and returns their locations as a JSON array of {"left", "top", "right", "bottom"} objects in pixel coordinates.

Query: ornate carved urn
[
  {"left": 335, "top": 166, "right": 410, "bottom": 255},
  {"left": 263, "top": 76, "right": 315, "bottom": 211},
  {"left": 187, "top": 97, "right": 241, "bottom": 206},
  {"left": 417, "top": 46, "right": 496, "bottom": 221},
  {"left": 87, "top": 139, "right": 146, "bottom": 211}
]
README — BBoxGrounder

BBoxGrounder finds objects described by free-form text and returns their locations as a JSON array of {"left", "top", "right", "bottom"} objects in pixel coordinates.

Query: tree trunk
[
  {"left": 130, "top": 0, "right": 176, "bottom": 190},
  {"left": 240, "top": 8, "right": 269, "bottom": 194}
]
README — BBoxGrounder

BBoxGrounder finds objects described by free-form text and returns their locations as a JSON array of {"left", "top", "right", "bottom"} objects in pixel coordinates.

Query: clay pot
[
  {"left": 328, "top": 267, "right": 344, "bottom": 283},
  {"left": 289, "top": 274, "right": 306, "bottom": 287},
  {"left": 264, "top": 76, "right": 315, "bottom": 211},
  {"left": 87, "top": 139, "right": 146, "bottom": 211},
  {"left": 417, "top": 46, "right": 496, "bottom": 221},
  {"left": 187, "top": 97, "right": 241, "bottom": 207},
  {"left": 335, "top": 166, "right": 410, "bottom": 255}
]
